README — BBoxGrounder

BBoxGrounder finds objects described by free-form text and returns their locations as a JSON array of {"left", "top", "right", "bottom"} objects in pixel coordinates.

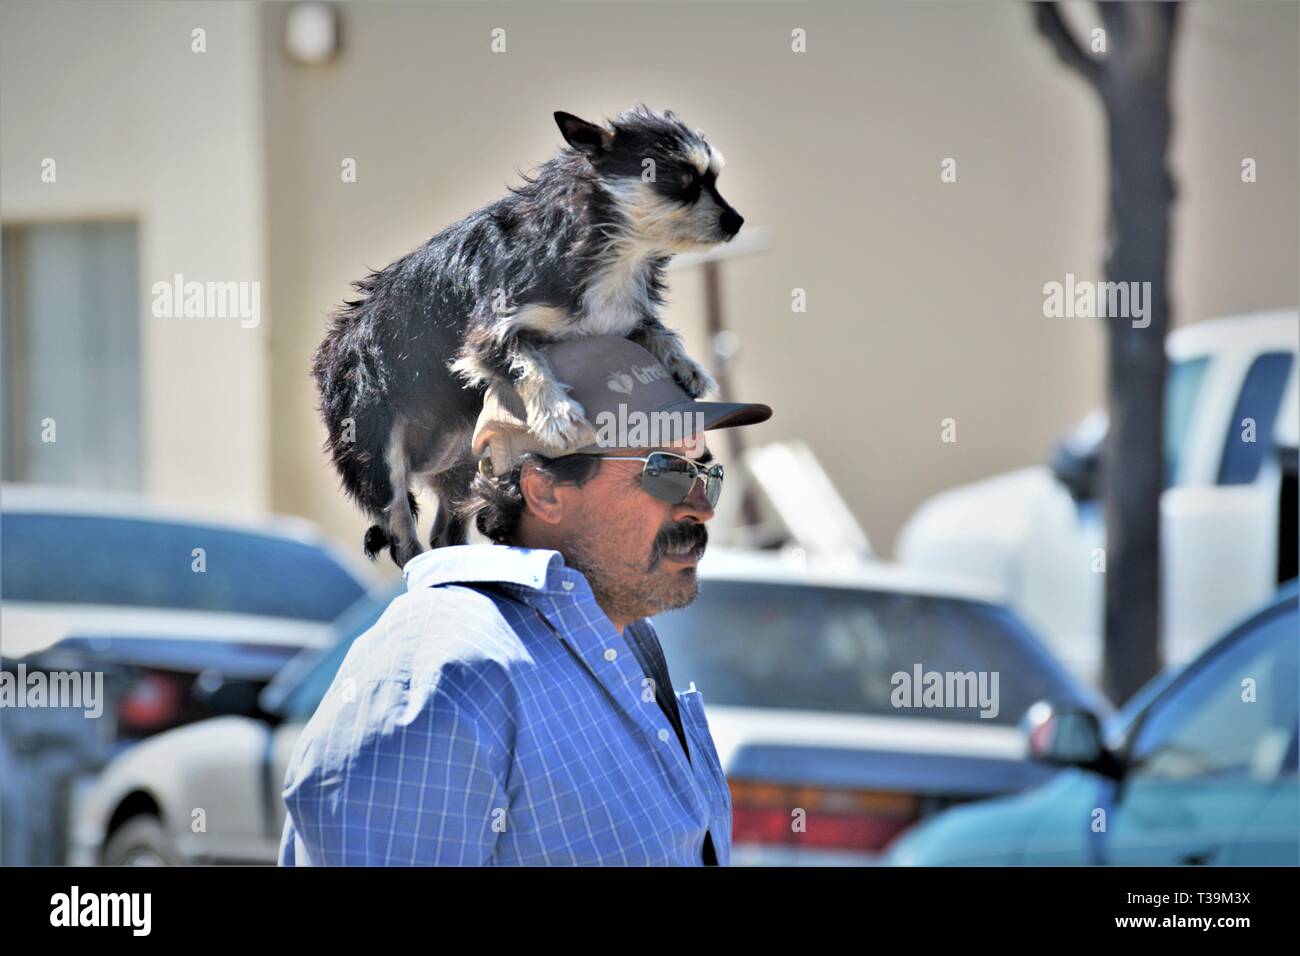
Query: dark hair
[{"left": 457, "top": 453, "right": 603, "bottom": 545}]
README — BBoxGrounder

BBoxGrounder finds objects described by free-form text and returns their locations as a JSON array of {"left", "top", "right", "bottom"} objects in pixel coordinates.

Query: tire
[{"left": 102, "top": 816, "right": 183, "bottom": 866}]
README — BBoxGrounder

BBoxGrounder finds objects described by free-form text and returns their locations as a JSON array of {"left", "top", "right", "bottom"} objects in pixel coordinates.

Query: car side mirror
[
  {"left": 1021, "top": 701, "right": 1120, "bottom": 776},
  {"left": 1049, "top": 438, "right": 1102, "bottom": 501},
  {"left": 1048, "top": 410, "right": 1107, "bottom": 501}
]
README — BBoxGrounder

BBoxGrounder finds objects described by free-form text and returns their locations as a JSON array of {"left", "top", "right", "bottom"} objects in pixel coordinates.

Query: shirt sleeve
[{"left": 281, "top": 660, "right": 516, "bottom": 866}]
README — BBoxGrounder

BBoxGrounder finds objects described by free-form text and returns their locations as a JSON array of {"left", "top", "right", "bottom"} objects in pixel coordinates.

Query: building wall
[
  {"left": 263, "top": 1, "right": 1297, "bottom": 565},
  {"left": 3, "top": 2, "right": 1295, "bottom": 564},
  {"left": 1, "top": 0, "right": 269, "bottom": 515}
]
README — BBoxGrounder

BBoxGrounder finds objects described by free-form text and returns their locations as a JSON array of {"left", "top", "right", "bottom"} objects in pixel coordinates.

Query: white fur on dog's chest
[{"left": 577, "top": 245, "right": 659, "bottom": 335}]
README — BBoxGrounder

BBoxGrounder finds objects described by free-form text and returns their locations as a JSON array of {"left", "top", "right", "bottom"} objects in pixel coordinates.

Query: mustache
[{"left": 651, "top": 521, "right": 708, "bottom": 563}]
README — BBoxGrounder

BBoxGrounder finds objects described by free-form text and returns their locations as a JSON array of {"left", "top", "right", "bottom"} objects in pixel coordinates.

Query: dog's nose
[{"left": 719, "top": 210, "right": 744, "bottom": 237}]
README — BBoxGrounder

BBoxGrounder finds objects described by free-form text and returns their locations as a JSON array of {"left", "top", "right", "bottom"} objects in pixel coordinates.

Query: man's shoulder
[
  {"left": 358, "top": 582, "right": 531, "bottom": 676},
  {"left": 288, "top": 583, "right": 527, "bottom": 770},
  {"left": 281, "top": 583, "right": 524, "bottom": 838}
]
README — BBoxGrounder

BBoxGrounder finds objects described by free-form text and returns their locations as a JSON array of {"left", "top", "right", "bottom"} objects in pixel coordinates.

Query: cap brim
[
  {"left": 663, "top": 398, "right": 772, "bottom": 431},
  {"left": 568, "top": 398, "right": 773, "bottom": 455}
]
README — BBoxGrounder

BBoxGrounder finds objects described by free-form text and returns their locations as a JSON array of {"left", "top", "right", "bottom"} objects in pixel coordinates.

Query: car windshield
[
  {"left": 1127, "top": 602, "right": 1298, "bottom": 779},
  {"left": 651, "top": 580, "right": 1084, "bottom": 726},
  {"left": 0, "top": 512, "right": 366, "bottom": 622},
  {"left": 1164, "top": 356, "right": 1210, "bottom": 487}
]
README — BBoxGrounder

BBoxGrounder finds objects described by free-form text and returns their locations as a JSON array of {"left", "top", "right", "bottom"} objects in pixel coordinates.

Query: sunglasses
[{"left": 593, "top": 451, "right": 724, "bottom": 507}]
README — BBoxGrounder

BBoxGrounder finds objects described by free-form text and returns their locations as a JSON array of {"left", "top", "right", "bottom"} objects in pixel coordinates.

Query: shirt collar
[{"left": 402, "top": 543, "right": 565, "bottom": 593}]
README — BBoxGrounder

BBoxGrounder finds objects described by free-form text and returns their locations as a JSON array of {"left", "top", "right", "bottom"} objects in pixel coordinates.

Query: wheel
[{"left": 102, "top": 816, "right": 183, "bottom": 866}]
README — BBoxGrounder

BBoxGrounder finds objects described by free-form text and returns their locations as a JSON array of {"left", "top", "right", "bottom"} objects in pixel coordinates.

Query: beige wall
[
  {"left": 3, "top": 2, "right": 1295, "bottom": 566},
  {"left": 1, "top": 0, "right": 270, "bottom": 515},
  {"left": 263, "top": 1, "right": 1297, "bottom": 566}
]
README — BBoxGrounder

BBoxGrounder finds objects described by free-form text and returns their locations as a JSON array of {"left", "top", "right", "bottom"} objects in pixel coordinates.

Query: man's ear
[
  {"left": 554, "top": 111, "right": 614, "bottom": 159},
  {"left": 518, "top": 461, "right": 566, "bottom": 526}
]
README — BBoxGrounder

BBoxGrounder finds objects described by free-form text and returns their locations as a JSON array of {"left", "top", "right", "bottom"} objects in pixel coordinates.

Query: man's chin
[{"left": 653, "top": 566, "right": 700, "bottom": 612}]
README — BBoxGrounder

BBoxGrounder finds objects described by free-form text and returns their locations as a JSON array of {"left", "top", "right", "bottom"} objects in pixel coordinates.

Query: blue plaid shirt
[{"left": 278, "top": 544, "right": 732, "bottom": 865}]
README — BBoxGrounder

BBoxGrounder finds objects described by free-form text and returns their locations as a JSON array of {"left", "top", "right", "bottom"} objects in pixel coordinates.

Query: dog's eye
[{"left": 679, "top": 171, "right": 697, "bottom": 188}]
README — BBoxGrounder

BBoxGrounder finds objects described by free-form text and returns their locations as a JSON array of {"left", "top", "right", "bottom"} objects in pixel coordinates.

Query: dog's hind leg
[
  {"left": 408, "top": 426, "right": 474, "bottom": 550},
  {"left": 379, "top": 416, "right": 423, "bottom": 568},
  {"left": 428, "top": 459, "right": 477, "bottom": 549}
]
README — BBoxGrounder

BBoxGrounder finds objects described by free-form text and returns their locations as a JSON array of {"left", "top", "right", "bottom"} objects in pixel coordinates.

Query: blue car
[{"left": 887, "top": 581, "right": 1299, "bottom": 865}]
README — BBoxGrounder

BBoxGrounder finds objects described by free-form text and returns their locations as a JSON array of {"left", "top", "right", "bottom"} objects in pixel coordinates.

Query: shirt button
[
  {"left": 603, "top": 648, "right": 617, "bottom": 661},
  {"left": 657, "top": 728, "right": 671, "bottom": 742},
  {"left": 562, "top": 580, "right": 575, "bottom": 591}
]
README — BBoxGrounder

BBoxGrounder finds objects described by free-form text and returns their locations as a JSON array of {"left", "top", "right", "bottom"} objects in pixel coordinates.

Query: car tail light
[
  {"left": 118, "top": 671, "right": 185, "bottom": 732},
  {"left": 730, "top": 779, "right": 919, "bottom": 852}
]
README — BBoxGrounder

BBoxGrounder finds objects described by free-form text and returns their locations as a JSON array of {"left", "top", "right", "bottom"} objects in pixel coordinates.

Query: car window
[
  {"left": 1128, "top": 603, "right": 1298, "bottom": 781},
  {"left": 278, "top": 590, "right": 395, "bottom": 720},
  {"left": 0, "top": 513, "right": 365, "bottom": 622},
  {"left": 1104, "top": 664, "right": 1183, "bottom": 750},
  {"left": 1164, "top": 356, "right": 1210, "bottom": 487},
  {"left": 1218, "top": 352, "right": 1295, "bottom": 485},
  {"left": 652, "top": 580, "right": 1084, "bottom": 726}
]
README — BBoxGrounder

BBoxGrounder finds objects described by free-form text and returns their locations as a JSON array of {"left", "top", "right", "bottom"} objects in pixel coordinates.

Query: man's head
[
  {"left": 460, "top": 435, "right": 716, "bottom": 628},
  {"left": 464, "top": 335, "right": 770, "bottom": 630}
]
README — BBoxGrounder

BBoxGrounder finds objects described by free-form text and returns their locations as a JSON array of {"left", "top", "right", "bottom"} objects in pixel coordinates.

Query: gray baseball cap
[{"left": 472, "top": 335, "right": 772, "bottom": 476}]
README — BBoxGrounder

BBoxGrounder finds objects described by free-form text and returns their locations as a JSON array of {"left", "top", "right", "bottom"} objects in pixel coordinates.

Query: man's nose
[{"left": 674, "top": 478, "right": 715, "bottom": 522}]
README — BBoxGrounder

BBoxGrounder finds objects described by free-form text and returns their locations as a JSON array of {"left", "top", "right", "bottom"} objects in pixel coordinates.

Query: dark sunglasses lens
[
  {"left": 642, "top": 455, "right": 723, "bottom": 506},
  {"left": 642, "top": 456, "right": 696, "bottom": 504}
]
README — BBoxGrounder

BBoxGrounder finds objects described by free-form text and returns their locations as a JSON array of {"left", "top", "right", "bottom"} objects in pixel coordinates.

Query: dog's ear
[{"left": 554, "top": 112, "right": 613, "bottom": 159}]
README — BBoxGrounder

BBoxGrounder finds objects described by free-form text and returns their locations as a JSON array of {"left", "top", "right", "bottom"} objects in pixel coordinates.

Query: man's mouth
[
  {"left": 658, "top": 541, "right": 705, "bottom": 564},
  {"left": 653, "top": 522, "right": 708, "bottom": 567}
]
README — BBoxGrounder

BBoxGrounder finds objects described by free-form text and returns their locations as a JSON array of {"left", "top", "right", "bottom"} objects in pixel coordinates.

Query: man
[{"left": 279, "top": 335, "right": 771, "bottom": 865}]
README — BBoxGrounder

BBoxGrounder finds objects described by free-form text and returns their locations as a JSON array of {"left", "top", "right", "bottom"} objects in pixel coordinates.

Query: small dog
[{"left": 312, "top": 105, "right": 743, "bottom": 568}]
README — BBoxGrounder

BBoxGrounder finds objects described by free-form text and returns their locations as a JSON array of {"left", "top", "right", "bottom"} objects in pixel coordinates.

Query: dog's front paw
[
  {"left": 528, "top": 395, "right": 590, "bottom": 449},
  {"left": 670, "top": 356, "right": 718, "bottom": 399}
]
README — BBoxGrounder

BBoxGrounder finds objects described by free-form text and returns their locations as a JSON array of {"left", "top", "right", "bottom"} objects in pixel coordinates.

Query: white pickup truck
[{"left": 898, "top": 310, "right": 1299, "bottom": 687}]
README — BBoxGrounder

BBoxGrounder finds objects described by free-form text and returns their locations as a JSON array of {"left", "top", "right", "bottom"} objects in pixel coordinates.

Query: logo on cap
[
  {"left": 605, "top": 363, "right": 670, "bottom": 395},
  {"left": 606, "top": 372, "right": 635, "bottom": 395}
]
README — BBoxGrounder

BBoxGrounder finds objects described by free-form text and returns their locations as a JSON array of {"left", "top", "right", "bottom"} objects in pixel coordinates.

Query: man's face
[{"left": 556, "top": 437, "right": 716, "bottom": 627}]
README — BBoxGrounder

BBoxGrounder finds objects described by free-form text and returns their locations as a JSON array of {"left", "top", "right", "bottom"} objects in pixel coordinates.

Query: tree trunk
[{"left": 1036, "top": 2, "right": 1181, "bottom": 704}]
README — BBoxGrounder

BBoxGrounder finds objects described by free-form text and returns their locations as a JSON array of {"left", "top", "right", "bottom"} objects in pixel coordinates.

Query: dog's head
[{"left": 555, "top": 105, "right": 743, "bottom": 252}]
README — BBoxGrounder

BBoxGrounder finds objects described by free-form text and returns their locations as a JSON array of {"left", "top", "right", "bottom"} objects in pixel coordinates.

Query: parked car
[
  {"left": 898, "top": 310, "right": 1299, "bottom": 684},
  {"left": 655, "top": 548, "right": 1108, "bottom": 864},
  {"left": 1, "top": 484, "right": 380, "bottom": 864},
  {"left": 68, "top": 586, "right": 402, "bottom": 865},
  {"left": 2, "top": 617, "right": 319, "bottom": 867},
  {"left": 885, "top": 582, "right": 1299, "bottom": 865},
  {"left": 1, "top": 483, "right": 378, "bottom": 729},
  {"left": 72, "top": 549, "right": 1103, "bottom": 865},
  {"left": 2, "top": 484, "right": 376, "bottom": 639}
]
